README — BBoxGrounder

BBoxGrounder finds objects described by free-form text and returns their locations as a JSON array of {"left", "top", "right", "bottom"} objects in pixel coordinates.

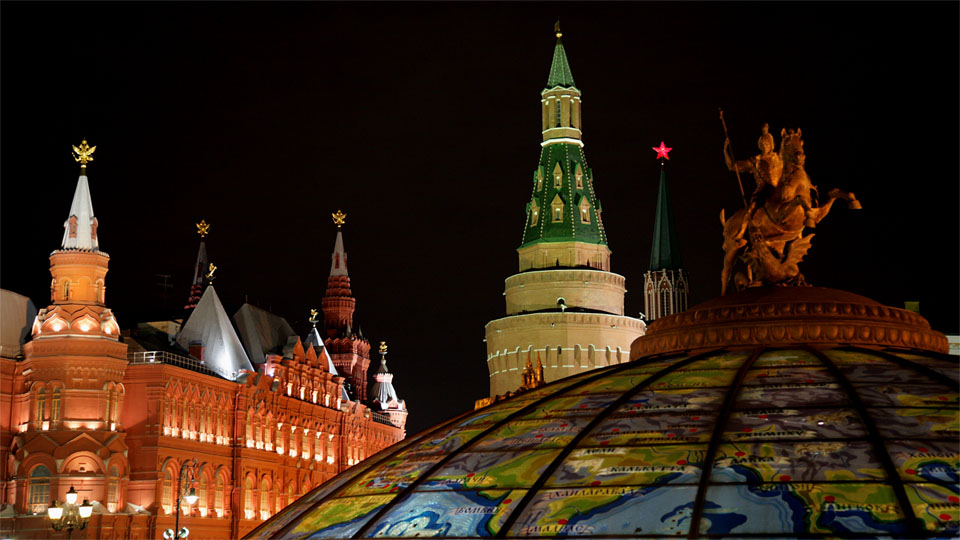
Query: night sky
[{"left": 2, "top": 2, "right": 957, "bottom": 435}]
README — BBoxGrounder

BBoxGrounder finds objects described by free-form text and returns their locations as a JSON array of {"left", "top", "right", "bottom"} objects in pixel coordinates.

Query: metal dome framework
[{"left": 247, "top": 345, "right": 959, "bottom": 539}]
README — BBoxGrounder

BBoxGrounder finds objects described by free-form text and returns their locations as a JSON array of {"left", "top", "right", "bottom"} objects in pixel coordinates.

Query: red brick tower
[
  {"left": 321, "top": 210, "right": 371, "bottom": 402},
  {"left": 14, "top": 141, "right": 130, "bottom": 528}
]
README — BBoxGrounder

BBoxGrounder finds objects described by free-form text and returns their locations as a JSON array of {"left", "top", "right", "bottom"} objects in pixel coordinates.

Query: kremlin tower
[
  {"left": 17, "top": 140, "right": 130, "bottom": 520},
  {"left": 643, "top": 154, "right": 689, "bottom": 320},
  {"left": 483, "top": 28, "right": 645, "bottom": 398},
  {"left": 321, "top": 210, "right": 373, "bottom": 402}
]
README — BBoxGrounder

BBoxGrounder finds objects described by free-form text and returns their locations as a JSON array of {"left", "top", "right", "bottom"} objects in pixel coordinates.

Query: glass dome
[{"left": 247, "top": 289, "right": 958, "bottom": 538}]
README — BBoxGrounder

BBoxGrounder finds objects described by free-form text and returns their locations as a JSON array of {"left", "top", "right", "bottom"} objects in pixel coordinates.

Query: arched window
[
  {"left": 35, "top": 389, "right": 46, "bottom": 425},
  {"left": 244, "top": 478, "right": 254, "bottom": 519},
  {"left": 215, "top": 475, "right": 225, "bottom": 517},
  {"left": 198, "top": 476, "right": 207, "bottom": 514},
  {"left": 28, "top": 465, "right": 50, "bottom": 514},
  {"left": 259, "top": 478, "right": 270, "bottom": 519},
  {"left": 104, "top": 387, "right": 113, "bottom": 424},
  {"left": 63, "top": 281, "right": 70, "bottom": 300},
  {"left": 554, "top": 98, "right": 561, "bottom": 127},
  {"left": 553, "top": 163, "right": 563, "bottom": 189},
  {"left": 287, "top": 482, "right": 296, "bottom": 507},
  {"left": 162, "top": 469, "right": 173, "bottom": 514},
  {"left": 51, "top": 388, "right": 61, "bottom": 424},
  {"left": 107, "top": 465, "right": 120, "bottom": 512},
  {"left": 111, "top": 389, "right": 119, "bottom": 424},
  {"left": 575, "top": 164, "right": 584, "bottom": 189}
]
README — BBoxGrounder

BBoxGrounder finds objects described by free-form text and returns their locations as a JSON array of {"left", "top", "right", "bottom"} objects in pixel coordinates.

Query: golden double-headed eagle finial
[
  {"left": 332, "top": 209, "right": 347, "bottom": 228},
  {"left": 379, "top": 341, "right": 388, "bottom": 356},
  {"left": 308, "top": 308, "right": 319, "bottom": 327},
  {"left": 196, "top": 219, "right": 211, "bottom": 238},
  {"left": 72, "top": 139, "right": 96, "bottom": 168}
]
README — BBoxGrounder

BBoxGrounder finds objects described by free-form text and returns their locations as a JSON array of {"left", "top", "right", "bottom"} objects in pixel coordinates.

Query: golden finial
[
  {"left": 308, "top": 308, "right": 319, "bottom": 328},
  {"left": 206, "top": 263, "right": 217, "bottom": 280},
  {"left": 196, "top": 219, "right": 211, "bottom": 238},
  {"left": 72, "top": 139, "right": 97, "bottom": 168},
  {"left": 554, "top": 21, "right": 562, "bottom": 38},
  {"left": 379, "top": 341, "right": 388, "bottom": 356},
  {"left": 332, "top": 209, "right": 347, "bottom": 228}
]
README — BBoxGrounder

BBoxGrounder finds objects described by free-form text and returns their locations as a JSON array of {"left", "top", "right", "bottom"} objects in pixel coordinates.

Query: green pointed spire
[
  {"left": 649, "top": 165, "right": 682, "bottom": 270},
  {"left": 546, "top": 25, "right": 576, "bottom": 89}
]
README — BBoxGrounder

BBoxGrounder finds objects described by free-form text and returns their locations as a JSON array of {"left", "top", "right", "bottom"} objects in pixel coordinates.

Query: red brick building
[{"left": 0, "top": 156, "right": 407, "bottom": 539}]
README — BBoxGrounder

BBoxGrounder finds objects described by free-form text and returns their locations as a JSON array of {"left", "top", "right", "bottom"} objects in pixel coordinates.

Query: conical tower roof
[
  {"left": 546, "top": 34, "right": 576, "bottom": 89},
  {"left": 649, "top": 165, "right": 682, "bottom": 270},
  {"left": 60, "top": 173, "right": 99, "bottom": 251},
  {"left": 176, "top": 285, "right": 253, "bottom": 380},
  {"left": 370, "top": 346, "right": 402, "bottom": 410},
  {"left": 330, "top": 229, "right": 348, "bottom": 277}
]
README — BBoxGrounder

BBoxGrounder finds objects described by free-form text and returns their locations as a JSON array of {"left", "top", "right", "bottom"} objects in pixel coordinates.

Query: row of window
[
  {"left": 530, "top": 196, "right": 592, "bottom": 226},
  {"left": 536, "top": 163, "right": 585, "bottom": 192}
]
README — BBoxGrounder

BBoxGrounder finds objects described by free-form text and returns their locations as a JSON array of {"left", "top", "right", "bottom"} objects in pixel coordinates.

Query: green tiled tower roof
[
  {"left": 546, "top": 37, "right": 576, "bottom": 89},
  {"left": 520, "top": 144, "right": 607, "bottom": 248},
  {"left": 649, "top": 165, "right": 682, "bottom": 270}
]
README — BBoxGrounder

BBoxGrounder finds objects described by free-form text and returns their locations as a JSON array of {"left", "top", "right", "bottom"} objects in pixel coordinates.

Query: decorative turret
[
  {"left": 321, "top": 210, "right": 372, "bottom": 402},
  {"left": 184, "top": 220, "right": 210, "bottom": 310},
  {"left": 520, "top": 24, "right": 609, "bottom": 272},
  {"left": 369, "top": 341, "right": 407, "bottom": 430},
  {"left": 322, "top": 210, "right": 355, "bottom": 335},
  {"left": 34, "top": 140, "right": 121, "bottom": 341},
  {"left": 20, "top": 142, "right": 129, "bottom": 512},
  {"left": 644, "top": 145, "right": 689, "bottom": 320}
]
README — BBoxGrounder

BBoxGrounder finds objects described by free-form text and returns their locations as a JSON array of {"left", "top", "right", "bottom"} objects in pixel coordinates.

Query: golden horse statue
[{"left": 720, "top": 127, "right": 860, "bottom": 294}]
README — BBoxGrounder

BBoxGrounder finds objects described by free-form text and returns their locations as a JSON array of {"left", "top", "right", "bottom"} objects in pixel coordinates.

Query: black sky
[{"left": 2, "top": 2, "right": 957, "bottom": 435}]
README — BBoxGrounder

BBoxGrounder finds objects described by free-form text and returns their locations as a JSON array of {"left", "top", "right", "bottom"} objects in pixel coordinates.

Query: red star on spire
[{"left": 652, "top": 141, "right": 672, "bottom": 160}]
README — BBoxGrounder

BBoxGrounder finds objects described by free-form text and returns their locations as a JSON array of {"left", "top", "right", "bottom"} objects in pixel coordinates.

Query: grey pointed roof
[
  {"left": 60, "top": 174, "right": 99, "bottom": 250},
  {"left": 191, "top": 240, "right": 208, "bottom": 286},
  {"left": 176, "top": 286, "right": 253, "bottom": 380},
  {"left": 330, "top": 230, "right": 348, "bottom": 277},
  {"left": 370, "top": 356, "right": 402, "bottom": 410},
  {"left": 1, "top": 289, "right": 37, "bottom": 359},
  {"left": 233, "top": 303, "right": 297, "bottom": 364},
  {"left": 650, "top": 165, "right": 683, "bottom": 270},
  {"left": 306, "top": 327, "right": 341, "bottom": 377}
]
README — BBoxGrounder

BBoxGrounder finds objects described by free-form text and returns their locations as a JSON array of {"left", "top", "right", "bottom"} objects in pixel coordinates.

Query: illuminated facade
[
  {"left": 484, "top": 30, "right": 645, "bottom": 397},
  {"left": 0, "top": 163, "right": 406, "bottom": 539}
]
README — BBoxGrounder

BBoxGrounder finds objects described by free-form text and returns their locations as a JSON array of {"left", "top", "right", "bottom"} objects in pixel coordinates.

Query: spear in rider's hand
[{"left": 719, "top": 108, "right": 748, "bottom": 208}]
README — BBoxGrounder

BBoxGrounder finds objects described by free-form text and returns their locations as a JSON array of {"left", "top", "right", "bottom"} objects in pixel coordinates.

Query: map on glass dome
[{"left": 245, "top": 347, "right": 960, "bottom": 539}]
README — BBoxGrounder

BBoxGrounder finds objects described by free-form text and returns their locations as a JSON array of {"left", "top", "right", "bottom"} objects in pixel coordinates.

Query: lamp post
[
  {"left": 164, "top": 458, "right": 199, "bottom": 540},
  {"left": 47, "top": 485, "right": 93, "bottom": 539}
]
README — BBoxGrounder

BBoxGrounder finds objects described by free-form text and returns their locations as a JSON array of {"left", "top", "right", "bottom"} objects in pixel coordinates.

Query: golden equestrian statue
[{"left": 720, "top": 123, "right": 861, "bottom": 294}]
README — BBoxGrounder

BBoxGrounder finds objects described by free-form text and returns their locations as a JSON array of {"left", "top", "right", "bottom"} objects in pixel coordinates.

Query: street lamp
[
  {"left": 47, "top": 485, "right": 93, "bottom": 539},
  {"left": 164, "top": 458, "right": 199, "bottom": 540}
]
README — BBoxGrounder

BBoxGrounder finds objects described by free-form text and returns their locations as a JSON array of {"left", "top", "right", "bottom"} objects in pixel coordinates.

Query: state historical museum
[{"left": 0, "top": 152, "right": 408, "bottom": 539}]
